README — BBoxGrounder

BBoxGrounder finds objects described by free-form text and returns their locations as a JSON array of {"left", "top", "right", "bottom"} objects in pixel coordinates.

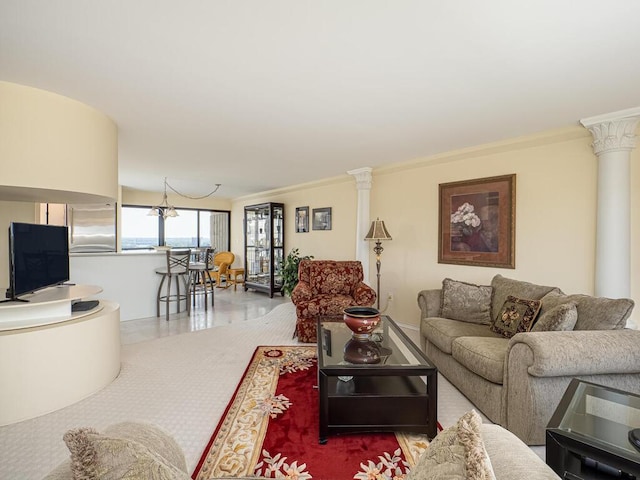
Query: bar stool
[
  {"left": 189, "top": 247, "right": 215, "bottom": 310},
  {"left": 155, "top": 249, "right": 191, "bottom": 321}
]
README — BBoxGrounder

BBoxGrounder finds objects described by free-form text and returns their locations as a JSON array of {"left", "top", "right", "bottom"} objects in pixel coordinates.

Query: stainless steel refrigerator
[{"left": 66, "top": 203, "right": 117, "bottom": 253}]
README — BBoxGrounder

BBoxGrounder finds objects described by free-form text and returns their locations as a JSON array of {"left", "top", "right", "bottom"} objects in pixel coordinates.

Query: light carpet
[{"left": 0, "top": 302, "right": 486, "bottom": 479}]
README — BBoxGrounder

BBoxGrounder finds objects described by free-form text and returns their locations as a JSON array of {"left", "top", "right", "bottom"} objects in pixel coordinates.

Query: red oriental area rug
[{"left": 192, "top": 346, "right": 432, "bottom": 480}]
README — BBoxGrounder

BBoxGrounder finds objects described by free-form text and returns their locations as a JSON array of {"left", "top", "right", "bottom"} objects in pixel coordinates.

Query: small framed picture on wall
[
  {"left": 312, "top": 207, "right": 332, "bottom": 231},
  {"left": 295, "top": 206, "right": 309, "bottom": 233}
]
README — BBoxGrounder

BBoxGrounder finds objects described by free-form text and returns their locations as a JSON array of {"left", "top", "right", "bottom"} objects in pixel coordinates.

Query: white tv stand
[
  {"left": 0, "top": 284, "right": 103, "bottom": 329},
  {"left": 0, "top": 284, "right": 121, "bottom": 426}
]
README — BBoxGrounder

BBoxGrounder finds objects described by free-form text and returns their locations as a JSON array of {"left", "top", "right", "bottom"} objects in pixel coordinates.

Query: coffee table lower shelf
[{"left": 318, "top": 372, "right": 437, "bottom": 444}]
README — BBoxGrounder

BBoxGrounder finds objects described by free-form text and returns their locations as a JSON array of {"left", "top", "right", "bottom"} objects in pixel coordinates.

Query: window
[
  {"left": 121, "top": 206, "right": 160, "bottom": 249},
  {"left": 121, "top": 206, "right": 230, "bottom": 251},
  {"left": 164, "top": 209, "right": 198, "bottom": 247}
]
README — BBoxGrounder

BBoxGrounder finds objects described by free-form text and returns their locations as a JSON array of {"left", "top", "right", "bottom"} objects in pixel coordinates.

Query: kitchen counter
[{"left": 70, "top": 251, "right": 168, "bottom": 321}]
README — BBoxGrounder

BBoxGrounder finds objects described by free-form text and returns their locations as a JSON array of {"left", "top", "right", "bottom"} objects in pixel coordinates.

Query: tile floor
[{"left": 120, "top": 284, "right": 290, "bottom": 344}]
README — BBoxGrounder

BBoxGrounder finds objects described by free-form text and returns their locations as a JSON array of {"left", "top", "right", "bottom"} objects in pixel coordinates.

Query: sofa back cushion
[
  {"left": 490, "top": 275, "right": 559, "bottom": 324},
  {"left": 308, "top": 260, "right": 364, "bottom": 296},
  {"left": 540, "top": 290, "right": 634, "bottom": 330},
  {"left": 440, "top": 278, "right": 492, "bottom": 324}
]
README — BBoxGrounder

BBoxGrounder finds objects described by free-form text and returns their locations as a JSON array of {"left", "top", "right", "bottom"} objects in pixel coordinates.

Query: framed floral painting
[{"left": 438, "top": 174, "right": 516, "bottom": 268}]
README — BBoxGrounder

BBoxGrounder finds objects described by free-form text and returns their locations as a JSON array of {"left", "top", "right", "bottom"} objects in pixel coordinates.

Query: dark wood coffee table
[{"left": 317, "top": 315, "right": 438, "bottom": 444}]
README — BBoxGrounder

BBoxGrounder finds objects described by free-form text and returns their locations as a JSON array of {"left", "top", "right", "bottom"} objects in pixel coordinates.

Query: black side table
[{"left": 546, "top": 378, "right": 640, "bottom": 479}]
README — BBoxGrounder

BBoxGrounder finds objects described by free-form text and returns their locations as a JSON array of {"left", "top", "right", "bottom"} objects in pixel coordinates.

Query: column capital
[
  {"left": 580, "top": 107, "right": 640, "bottom": 156},
  {"left": 347, "top": 167, "right": 372, "bottom": 190}
]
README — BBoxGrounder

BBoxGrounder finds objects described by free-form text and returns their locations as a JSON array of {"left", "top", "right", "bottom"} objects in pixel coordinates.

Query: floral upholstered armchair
[{"left": 291, "top": 260, "right": 377, "bottom": 342}]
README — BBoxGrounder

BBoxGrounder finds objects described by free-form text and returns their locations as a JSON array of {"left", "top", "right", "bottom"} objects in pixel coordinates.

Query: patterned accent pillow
[
  {"left": 490, "top": 275, "right": 559, "bottom": 325},
  {"left": 63, "top": 426, "right": 191, "bottom": 480},
  {"left": 531, "top": 302, "right": 578, "bottom": 332},
  {"left": 490, "top": 296, "right": 541, "bottom": 338},
  {"left": 440, "top": 278, "right": 493, "bottom": 325},
  {"left": 406, "top": 409, "right": 496, "bottom": 480}
]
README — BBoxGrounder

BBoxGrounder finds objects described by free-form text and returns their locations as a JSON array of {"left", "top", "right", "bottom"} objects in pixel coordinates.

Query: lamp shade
[{"left": 364, "top": 218, "right": 392, "bottom": 241}]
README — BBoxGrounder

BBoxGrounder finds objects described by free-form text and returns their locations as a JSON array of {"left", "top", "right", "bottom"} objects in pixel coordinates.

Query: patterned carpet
[
  {"left": 193, "top": 346, "right": 432, "bottom": 479},
  {"left": 0, "top": 302, "right": 489, "bottom": 479}
]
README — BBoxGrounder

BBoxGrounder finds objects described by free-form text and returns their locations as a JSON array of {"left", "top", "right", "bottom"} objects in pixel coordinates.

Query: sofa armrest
[
  {"left": 417, "top": 289, "right": 442, "bottom": 319},
  {"left": 481, "top": 424, "right": 560, "bottom": 479},
  {"left": 506, "top": 329, "right": 640, "bottom": 445},
  {"left": 353, "top": 282, "right": 376, "bottom": 306},
  {"left": 508, "top": 329, "right": 640, "bottom": 377},
  {"left": 291, "top": 281, "right": 312, "bottom": 304}
]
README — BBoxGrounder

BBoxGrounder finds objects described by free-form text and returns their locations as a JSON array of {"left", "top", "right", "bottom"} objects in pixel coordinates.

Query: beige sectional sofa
[{"left": 419, "top": 274, "right": 640, "bottom": 445}]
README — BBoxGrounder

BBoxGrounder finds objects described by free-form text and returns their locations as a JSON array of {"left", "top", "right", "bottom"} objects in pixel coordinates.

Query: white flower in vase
[{"left": 451, "top": 202, "right": 482, "bottom": 236}]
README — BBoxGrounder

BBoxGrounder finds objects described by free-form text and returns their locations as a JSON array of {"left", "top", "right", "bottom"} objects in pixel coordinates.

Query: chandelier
[{"left": 148, "top": 177, "right": 221, "bottom": 219}]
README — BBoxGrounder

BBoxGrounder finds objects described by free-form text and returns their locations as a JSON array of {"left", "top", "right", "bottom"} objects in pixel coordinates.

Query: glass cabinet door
[{"left": 244, "top": 202, "right": 284, "bottom": 297}]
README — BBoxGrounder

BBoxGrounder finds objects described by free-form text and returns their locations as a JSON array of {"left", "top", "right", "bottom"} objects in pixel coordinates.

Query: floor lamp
[{"left": 364, "top": 218, "right": 392, "bottom": 310}]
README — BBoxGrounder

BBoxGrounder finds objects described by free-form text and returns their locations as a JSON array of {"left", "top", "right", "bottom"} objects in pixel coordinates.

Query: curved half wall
[{"left": 0, "top": 81, "right": 118, "bottom": 203}]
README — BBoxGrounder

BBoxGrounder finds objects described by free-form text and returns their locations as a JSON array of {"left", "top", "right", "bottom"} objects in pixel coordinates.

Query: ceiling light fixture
[{"left": 148, "top": 177, "right": 222, "bottom": 219}]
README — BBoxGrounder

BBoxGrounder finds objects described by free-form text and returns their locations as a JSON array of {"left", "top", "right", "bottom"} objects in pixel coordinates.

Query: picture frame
[
  {"left": 438, "top": 174, "right": 516, "bottom": 268},
  {"left": 312, "top": 207, "right": 332, "bottom": 231},
  {"left": 295, "top": 206, "right": 309, "bottom": 233}
]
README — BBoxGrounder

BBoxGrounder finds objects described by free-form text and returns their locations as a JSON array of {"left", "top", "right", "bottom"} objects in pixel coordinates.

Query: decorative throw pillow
[
  {"left": 63, "top": 427, "right": 191, "bottom": 480},
  {"left": 539, "top": 290, "right": 634, "bottom": 331},
  {"left": 440, "top": 278, "right": 493, "bottom": 325},
  {"left": 406, "top": 410, "right": 496, "bottom": 480},
  {"left": 490, "top": 296, "right": 541, "bottom": 338},
  {"left": 531, "top": 302, "right": 578, "bottom": 332},
  {"left": 490, "top": 275, "right": 559, "bottom": 325}
]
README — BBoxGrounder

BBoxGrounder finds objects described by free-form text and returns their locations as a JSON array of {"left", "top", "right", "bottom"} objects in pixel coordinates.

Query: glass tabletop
[
  {"left": 318, "top": 316, "right": 434, "bottom": 371},
  {"left": 551, "top": 379, "right": 640, "bottom": 459}
]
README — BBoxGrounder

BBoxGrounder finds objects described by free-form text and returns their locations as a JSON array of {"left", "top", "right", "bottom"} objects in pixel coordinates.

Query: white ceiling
[{"left": 2, "top": 1, "right": 640, "bottom": 199}]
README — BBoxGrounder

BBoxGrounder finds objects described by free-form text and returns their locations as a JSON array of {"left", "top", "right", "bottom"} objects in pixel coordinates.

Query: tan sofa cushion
[
  {"left": 440, "top": 278, "right": 493, "bottom": 325},
  {"left": 452, "top": 337, "right": 509, "bottom": 384},
  {"left": 422, "top": 318, "right": 502, "bottom": 354},
  {"left": 490, "top": 275, "right": 558, "bottom": 324},
  {"left": 540, "top": 290, "right": 634, "bottom": 330}
]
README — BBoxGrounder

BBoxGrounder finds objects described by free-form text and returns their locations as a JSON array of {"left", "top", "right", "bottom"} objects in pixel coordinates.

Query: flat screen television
[{"left": 7, "top": 222, "right": 70, "bottom": 300}]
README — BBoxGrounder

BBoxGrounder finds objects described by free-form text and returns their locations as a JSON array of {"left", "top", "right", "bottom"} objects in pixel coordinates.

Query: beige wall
[
  {"left": 231, "top": 178, "right": 359, "bottom": 269},
  {"left": 231, "top": 125, "right": 640, "bottom": 329},
  {"left": 0, "top": 201, "right": 37, "bottom": 291},
  {"left": 0, "top": 82, "right": 118, "bottom": 203}
]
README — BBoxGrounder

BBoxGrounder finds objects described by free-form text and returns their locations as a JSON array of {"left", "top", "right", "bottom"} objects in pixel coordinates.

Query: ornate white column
[
  {"left": 580, "top": 107, "right": 640, "bottom": 299},
  {"left": 347, "top": 167, "right": 372, "bottom": 278}
]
